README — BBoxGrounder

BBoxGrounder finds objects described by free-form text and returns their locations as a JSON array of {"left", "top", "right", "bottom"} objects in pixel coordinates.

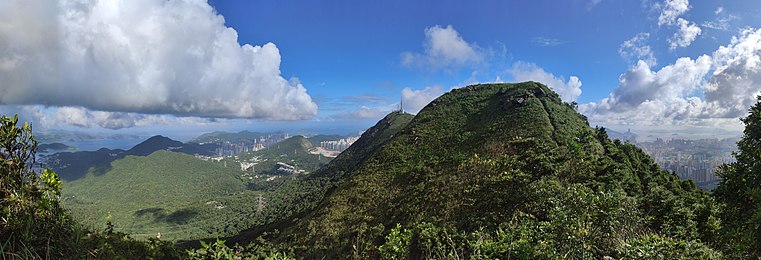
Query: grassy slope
[
  {"left": 270, "top": 82, "right": 715, "bottom": 257},
  {"left": 62, "top": 150, "right": 248, "bottom": 240}
]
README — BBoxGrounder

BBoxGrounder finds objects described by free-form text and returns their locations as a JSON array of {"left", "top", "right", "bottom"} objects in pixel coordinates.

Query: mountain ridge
[{"left": 251, "top": 82, "right": 718, "bottom": 258}]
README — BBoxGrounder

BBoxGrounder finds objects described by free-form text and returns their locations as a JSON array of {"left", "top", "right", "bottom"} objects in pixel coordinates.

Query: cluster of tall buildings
[
  {"left": 253, "top": 133, "right": 290, "bottom": 147},
  {"left": 637, "top": 138, "right": 738, "bottom": 184},
  {"left": 320, "top": 136, "right": 359, "bottom": 152},
  {"left": 214, "top": 141, "right": 252, "bottom": 157},
  {"left": 214, "top": 133, "right": 290, "bottom": 157}
]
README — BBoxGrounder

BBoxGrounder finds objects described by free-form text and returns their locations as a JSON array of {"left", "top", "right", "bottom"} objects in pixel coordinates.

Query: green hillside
[
  {"left": 62, "top": 150, "right": 249, "bottom": 240},
  {"left": 228, "top": 111, "right": 414, "bottom": 243},
  {"left": 60, "top": 135, "right": 341, "bottom": 241},
  {"left": 258, "top": 82, "right": 720, "bottom": 258}
]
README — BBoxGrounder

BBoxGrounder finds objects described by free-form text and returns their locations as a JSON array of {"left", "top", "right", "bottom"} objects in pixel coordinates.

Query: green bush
[{"left": 618, "top": 234, "right": 721, "bottom": 259}]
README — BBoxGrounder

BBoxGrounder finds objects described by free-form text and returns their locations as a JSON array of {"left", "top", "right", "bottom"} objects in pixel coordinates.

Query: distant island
[{"left": 37, "top": 143, "right": 75, "bottom": 153}]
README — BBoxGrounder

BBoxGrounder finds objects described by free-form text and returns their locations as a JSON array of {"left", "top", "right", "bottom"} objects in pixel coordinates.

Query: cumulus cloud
[
  {"left": 619, "top": 33, "right": 657, "bottom": 66},
  {"left": 0, "top": 0, "right": 317, "bottom": 120},
  {"left": 401, "top": 25, "right": 484, "bottom": 71},
  {"left": 583, "top": 56, "right": 710, "bottom": 115},
  {"left": 704, "top": 28, "right": 761, "bottom": 118},
  {"left": 508, "top": 62, "right": 583, "bottom": 102},
  {"left": 401, "top": 85, "right": 447, "bottom": 114},
  {"left": 654, "top": 0, "right": 700, "bottom": 49},
  {"left": 669, "top": 18, "right": 701, "bottom": 50},
  {"left": 581, "top": 28, "right": 761, "bottom": 129},
  {"left": 657, "top": 0, "right": 689, "bottom": 26}
]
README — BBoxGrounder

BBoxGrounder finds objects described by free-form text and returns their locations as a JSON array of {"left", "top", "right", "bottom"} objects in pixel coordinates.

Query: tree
[
  {"left": 1, "top": 114, "right": 70, "bottom": 257},
  {"left": 714, "top": 96, "right": 761, "bottom": 257}
]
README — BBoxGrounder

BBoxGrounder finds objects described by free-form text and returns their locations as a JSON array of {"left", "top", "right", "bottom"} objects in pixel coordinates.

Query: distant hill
[
  {"left": 43, "top": 135, "right": 220, "bottom": 181},
  {"left": 126, "top": 135, "right": 183, "bottom": 156},
  {"left": 231, "top": 82, "right": 719, "bottom": 258},
  {"left": 219, "top": 135, "right": 332, "bottom": 179},
  {"left": 38, "top": 142, "right": 75, "bottom": 153}
]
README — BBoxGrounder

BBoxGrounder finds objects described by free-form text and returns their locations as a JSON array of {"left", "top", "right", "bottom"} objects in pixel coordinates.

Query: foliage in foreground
[
  {"left": 0, "top": 113, "right": 302, "bottom": 259},
  {"left": 714, "top": 95, "right": 761, "bottom": 258},
  {"left": 4, "top": 87, "right": 761, "bottom": 259},
  {"left": 0, "top": 114, "right": 182, "bottom": 258}
]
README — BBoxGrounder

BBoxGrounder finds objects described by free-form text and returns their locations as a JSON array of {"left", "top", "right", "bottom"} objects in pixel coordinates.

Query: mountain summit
[{"left": 259, "top": 82, "right": 718, "bottom": 258}]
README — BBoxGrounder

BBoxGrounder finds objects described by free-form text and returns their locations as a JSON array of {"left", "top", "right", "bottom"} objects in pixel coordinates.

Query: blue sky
[{"left": 2, "top": 0, "right": 761, "bottom": 140}]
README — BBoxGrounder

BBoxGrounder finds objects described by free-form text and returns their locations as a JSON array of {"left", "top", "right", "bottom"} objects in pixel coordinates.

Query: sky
[{"left": 2, "top": 0, "right": 761, "bottom": 140}]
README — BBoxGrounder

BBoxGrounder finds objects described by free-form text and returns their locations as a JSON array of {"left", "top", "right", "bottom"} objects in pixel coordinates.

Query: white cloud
[
  {"left": 401, "top": 85, "right": 447, "bottom": 114},
  {"left": 0, "top": 0, "right": 317, "bottom": 120},
  {"left": 348, "top": 106, "right": 391, "bottom": 120},
  {"left": 704, "top": 28, "right": 761, "bottom": 118},
  {"left": 654, "top": 0, "right": 700, "bottom": 49},
  {"left": 532, "top": 37, "right": 563, "bottom": 47},
  {"left": 658, "top": 0, "right": 689, "bottom": 26},
  {"left": 508, "top": 62, "right": 583, "bottom": 102},
  {"left": 581, "top": 28, "right": 761, "bottom": 130},
  {"left": 619, "top": 33, "right": 657, "bottom": 66},
  {"left": 0, "top": 104, "right": 220, "bottom": 130},
  {"left": 702, "top": 10, "right": 739, "bottom": 31},
  {"left": 669, "top": 18, "right": 701, "bottom": 50},
  {"left": 401, "top": 25, "right": 484, "bottom": 71}
]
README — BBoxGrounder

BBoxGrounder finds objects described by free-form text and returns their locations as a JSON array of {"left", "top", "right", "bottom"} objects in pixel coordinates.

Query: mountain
[
  {"left": 43, "top": 135, "right": 219, "bottom": 181},
  {"left": 126, "top": 135, "right": 184, "bottom": 156},
  {"left": 241, "top": 82, "right": 719, "bottom": 258},
  {"left": 42, "top": 148, "right": 127, "bottom": 180}
]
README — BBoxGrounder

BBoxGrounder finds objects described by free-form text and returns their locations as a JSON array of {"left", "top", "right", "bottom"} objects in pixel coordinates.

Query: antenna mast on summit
[{"left": 400, "top": 96, "right": 405, "bottom": 113}]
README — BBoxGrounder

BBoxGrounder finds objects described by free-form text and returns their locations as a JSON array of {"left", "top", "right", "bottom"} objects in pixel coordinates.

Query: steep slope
[
  {"left": 264, "top": 82, "right": 719, "bottom": 258},
  {"left": 227, "top": 111, "right": 414, "bottom": 243},
  {"left": 62, "top": 150, "right": 248, "bottom": 240}
]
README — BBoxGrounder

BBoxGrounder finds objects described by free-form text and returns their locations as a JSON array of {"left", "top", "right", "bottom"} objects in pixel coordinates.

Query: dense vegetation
[
  {"left": 4, "top": 82, "right": 761, "bottom": 258},
  {"left": 714, "top": 95, "right": 761, "bottom": 258},
  {"left": 63, "top": 150, "right": 249, "bottom": 240},
  {"left": 251, "top": 83, "right": 723, "bottom": 258},
  {"left": 60, "top": 134, "right": 336, "bottom": 242},
  {"left": 0, "top": 115, "right": 183, "bottom": 258}
]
